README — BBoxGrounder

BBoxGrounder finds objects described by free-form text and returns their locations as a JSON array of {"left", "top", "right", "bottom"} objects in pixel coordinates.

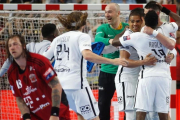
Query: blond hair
[{"left": 57, "top": 11, "right": 88, "bottom": 31}]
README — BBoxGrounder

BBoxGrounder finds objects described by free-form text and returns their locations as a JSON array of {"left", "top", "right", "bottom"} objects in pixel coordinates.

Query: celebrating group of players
[{"left": 1, "top": 1, "right": 180, "bottom": 120}]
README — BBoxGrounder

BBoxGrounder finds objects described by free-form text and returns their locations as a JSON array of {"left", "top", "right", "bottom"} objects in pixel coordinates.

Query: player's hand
[
  {"left": 113, "top": 58, "right": 128, "bottom": 66},
  {"left": 165, "top": 53, "right": 174, "bottom": 64},
  {"left": 144, "top": 53, "right": 157, "bottom": 65},
  {"left": 144, "top": 8, "right": 149, "bottom": 14},
  {"left": 156, "top": 2, "right": 163, "bottom": 10},
  {"left": 49, "top": 116, "right": 59, "bottom": 120},
  {"left": 143, "top": 26, "right": 154, "bottom": 35}
]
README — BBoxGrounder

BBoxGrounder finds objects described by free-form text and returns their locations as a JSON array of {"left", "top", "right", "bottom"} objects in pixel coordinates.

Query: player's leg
[
  {"left": 77, "top": 113, "right": 85, "bottom": 120},
  {"left": 158, "top": 113, "right": 168, "bottom": 120},
  {"left": 136, "top": 111, "right": 146, "bottom": 120},
  {"left": 125, "top": 110, "right": 136, "bottom": 120},
  {"left": 98, "top": 71, "right": 116, "bottom": 120},
  {"left": 116, "top": 80, "right": 137, "bottom": 120},
  {"left": 65, "top": 86, "right": 99, "bottom": 120},
  {"left": 146, "top": 112, "right": 159, "bottom": 120},
  {"left": 154, "top": 77, "right": 170, "bottom": 120},
  {"left": 135, "top": 77, "right": 156, "bottom": 120}
]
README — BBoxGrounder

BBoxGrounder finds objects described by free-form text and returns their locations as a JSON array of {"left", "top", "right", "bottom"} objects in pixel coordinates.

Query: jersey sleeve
[
  {"left": 43, "top": 39, "right": 56, "bottom": 61},
  {"left": 78, "top": 33, "right": 92, "bottom": 52},
  {"left": 94, "top": 25, "right": 110, "bottom": 45},
  {"left": 164, "top": 22, "right": 178, "bottom": 33},
  {"left": 38, "top": 56, "right": 57, "bottom": 84},
  {"left": 119, "top": 46, "right": 131, "bottom": 54},
  {"left": 119, "top": 30, "right": 137, "bottom": 47},
  {"left": 0, "top": 58, "right": 11, "bottom": 77}
]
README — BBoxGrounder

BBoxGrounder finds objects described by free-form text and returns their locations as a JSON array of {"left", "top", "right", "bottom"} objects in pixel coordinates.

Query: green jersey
[{"left": 95, "top": 22, "right": 129, "bottom": 74}]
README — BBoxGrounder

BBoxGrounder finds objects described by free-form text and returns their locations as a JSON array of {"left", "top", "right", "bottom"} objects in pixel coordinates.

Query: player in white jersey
[
  {"left": 144, "top": 2, "right": 179, "bottom": 120},
  {"left": 0, "top": 23, "right": 58, "bottom": 77},
  {"left": 112, "top": 10, "right": 176, "bottom": 120},
  {"left": 115, "top": 8, "right": 157, "bottom": 120},
  {"left": 43, "top": 11, "right": 128, "bottom": 120}
]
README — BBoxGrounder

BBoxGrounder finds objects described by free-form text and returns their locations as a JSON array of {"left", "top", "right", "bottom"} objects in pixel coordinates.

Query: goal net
[{"left": 0, "top": 4, "right": 176, "bottom": 120}]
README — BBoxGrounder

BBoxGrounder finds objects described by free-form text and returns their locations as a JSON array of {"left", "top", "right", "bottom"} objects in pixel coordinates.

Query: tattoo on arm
[
  {"left": 16, "top": 97, "right": 30, "bottom": 115},
  {"left": 48, "top": 77, "right": 62, "bottom": 107}
]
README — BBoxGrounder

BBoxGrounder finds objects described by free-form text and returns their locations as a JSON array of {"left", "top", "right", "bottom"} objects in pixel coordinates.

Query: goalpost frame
[{"left": 0, "top": 3, "right": 178, "bottom": 120}]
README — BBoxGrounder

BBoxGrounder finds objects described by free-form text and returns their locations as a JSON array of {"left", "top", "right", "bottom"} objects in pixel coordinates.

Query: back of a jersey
[
  {"left": 120, "top": 32, "right": 170, "bottom": 79},
  {"left": 44, "top": 31, "right": 92, "bottom": 89}
]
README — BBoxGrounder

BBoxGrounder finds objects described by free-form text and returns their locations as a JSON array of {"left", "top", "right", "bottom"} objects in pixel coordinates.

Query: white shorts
[
  {"left": 64, "top": 86, "right": 99, "bottom": 119},
  {"left": 116, "top": 81, "right": 137, "bottom": 111},
  {"left": 135, "top": 77, "right": 171, "bottom": 113}
]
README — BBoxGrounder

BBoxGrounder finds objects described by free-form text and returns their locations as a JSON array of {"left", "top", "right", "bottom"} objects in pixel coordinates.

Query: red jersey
[{"left": 8, "top": 52, "right": 70, "bottom": 120}]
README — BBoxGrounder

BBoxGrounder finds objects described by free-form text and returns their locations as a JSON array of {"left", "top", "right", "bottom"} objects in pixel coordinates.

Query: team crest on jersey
[
  {"left": 123, "top": 35, "right": 130, "bottom": 41},
  {"left": 169, "top": 33, "right": 175, "bottom": 39},
  {"left": 43, "top": 68, "right": 55, "bottom": 80},
  {"left": 29, "top": 74, "right": 37, "bottom": 83}
]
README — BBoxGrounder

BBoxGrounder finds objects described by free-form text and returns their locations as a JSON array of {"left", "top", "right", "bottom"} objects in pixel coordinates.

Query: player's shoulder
[
  {"left": 98, "top": 23, "right": 110, "bottom": 29},
  {"left": 122, "top": 22, "right": 129, "bottom": 27},
  {"left": 8, "top": 62, "right": 17, "bottom": 78},
  {"left": 28, "top": 52, "right": 48, "bottom": 66}
]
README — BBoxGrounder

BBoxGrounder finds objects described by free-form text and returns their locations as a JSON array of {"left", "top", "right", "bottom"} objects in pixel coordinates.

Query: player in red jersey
[{"left": 5, "top": 34, "right": 70, "bottom": 120}]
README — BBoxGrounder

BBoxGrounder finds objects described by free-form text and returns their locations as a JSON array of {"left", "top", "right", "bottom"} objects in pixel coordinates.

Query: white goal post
[{"left": 0, "top": 4, "right": 177, "bottom": 120}]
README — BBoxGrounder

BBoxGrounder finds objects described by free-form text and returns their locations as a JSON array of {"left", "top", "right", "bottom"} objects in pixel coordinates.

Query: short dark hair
[
  {"left": 129, "top": 8, "right": 145, "bottom": 19},
  {"left": 41, "top": 23, "right": 56, "bottom": 38},
  {"left": 5, "top": 34, "right": 29, "bottom": 62},
  {"left": 145, "top": 10, "right": 158, "bottom": 29},
  {"left": 145, "top": 1, "right": 161, "bottom": 12}
]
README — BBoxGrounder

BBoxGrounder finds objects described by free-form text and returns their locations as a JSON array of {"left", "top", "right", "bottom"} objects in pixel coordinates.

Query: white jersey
[
  {"left": 43, "top": 31, "right": 92, "bottom": 90},
  {"left": 119, "top": 32, "right": 171, "bottom": 79},
  {"left": 0, "top": 40, "right": 51, "bottom": 77},
  {"left": 115, "top": 29, "right": 140, "bottom": 83},
  {"left": 26, "top": 40, "right": 51, "bottom": 54}
]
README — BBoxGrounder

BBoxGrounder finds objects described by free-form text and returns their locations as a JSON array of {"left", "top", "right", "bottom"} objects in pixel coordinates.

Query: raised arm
[
  {"left": 16, "top": 97, "right": 31, "bottom": 120},
  {"left": 48, "top": 76, "right": 62, "bottom": 120},
  {"left": 157, "top": 3, "right": 180, "bottom": 29}
]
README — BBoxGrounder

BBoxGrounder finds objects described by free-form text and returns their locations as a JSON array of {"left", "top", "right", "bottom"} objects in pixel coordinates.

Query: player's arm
[
  {"left": 166, "top": 49, "right": 177, "bottom": 64},
  {"left": 94, "top": 25, "right": 111, "bottom": 45},
  {"left": 0, "top": 59, "right": 11, "bottom": 77},
  {"left": 120, "top": 50, "right": 156, "bottom": 68},
  {"left": 157, "top": 3, "right": 180, "bottom": 29},
  {"left": 48, "top": 76, "right": 62, "bottom": 120},
  {"left": 82, "top": 49, "right": 128, "bottom": 66},
  {"left": 111, "top": 32, "right": 125, "bottom": 46},
  {"left": 143, "top": 26, "right": 175, "bottom": 50},
  {"left": 16, "top": 97, "right": 31, "bottom": 120}
]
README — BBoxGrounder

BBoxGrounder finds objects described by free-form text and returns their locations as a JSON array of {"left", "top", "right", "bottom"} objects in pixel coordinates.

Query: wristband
[
  {"left": 152, "top": 30, "right": 159, "bottom": 37},
  {"left": 23, "top": 113, "right": 31, "bottom": 120},
  {"left": 161, "top": 7, "right": 171, "bottom": 15},
  {"left": 51, "top": 107, "right": 59, "bottom": 116}
]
